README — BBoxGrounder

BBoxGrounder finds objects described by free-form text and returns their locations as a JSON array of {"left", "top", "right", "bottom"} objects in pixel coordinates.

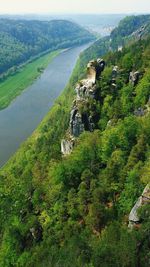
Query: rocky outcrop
[
  {"left": 61, "top": 139, "right": 74, "bottom": 155},
  {"left": 134, "top": 107, "right": 145, "bottom": 117},
  {"left": 134, "top": 97, "right": 150, "bottom": 117},
  {"left": 118, "top": 46, "right": 123, "bottom": 52},
  {"left": 112, "top": 66, "right": 119, "bottom": 78},
  {"left": 61, "top": 58, "right": 105, "bottom": 155},
  {"left": 111, "top": 65, "right": 119, "bottom": 88},
  {"left": 131, "top": 24, "right": 147, "bottom": 40},
  {"left": 129, "top": 183, "right": 150, "bottom": 228},
  {"left": 129, "top": 71, "right": 140, "bottom": 86},
  {"left": 87, "top": 59, "right": 105, "bottom": 83}
]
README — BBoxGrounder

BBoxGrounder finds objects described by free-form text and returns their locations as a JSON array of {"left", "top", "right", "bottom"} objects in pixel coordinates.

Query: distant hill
[
  {"left": 0, "top": 14, "right": 126, "bottom": 37},
  {"left": 0, "top": 19, "right": 94, "bottom": 75},
  {"left": 76, "top": 14, "right": 150, "bottom": 65},
  {"left": 110, "top": 14, "right": 150, "bottom": 48}
]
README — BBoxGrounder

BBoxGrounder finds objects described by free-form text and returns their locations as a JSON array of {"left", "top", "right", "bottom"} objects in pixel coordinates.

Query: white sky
[{"left": 0, "top": 0, "right": 150, "bottom": 15}]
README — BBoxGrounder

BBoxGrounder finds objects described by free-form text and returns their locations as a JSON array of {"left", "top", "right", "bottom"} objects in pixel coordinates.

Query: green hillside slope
[
  {"left": 0, "top": 15, "right": 150, "bottom": 266},
  {"left": 0, "top": 19, "right": 94, "bottom": 76}
]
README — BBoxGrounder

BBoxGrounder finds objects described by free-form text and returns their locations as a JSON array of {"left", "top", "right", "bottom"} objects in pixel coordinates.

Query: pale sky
[{"left": 0, "top": 0, "right": 150, "bottom": 15}]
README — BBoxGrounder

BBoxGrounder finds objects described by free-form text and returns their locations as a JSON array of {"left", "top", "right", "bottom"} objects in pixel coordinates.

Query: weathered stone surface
[
  {"left": 87, "top": 58, "right": 105, "bottom": 83},
  {"left": 61, "top": 58, "right": 105, "bottom": 155},
  {"left": 129, "top": 183, "right": 150, "bottom": 228},
  {"left": 131, "top": 25, "right": 146, "bottom": 40},
  {"left": 118, "top": 46, "right": 123, "bottom": 51},
  {"left": 71, "top": 112, "right": 85, "bottom": 137},
  {"left": 61, "top": 139, "right": 74, "bottom": 155},
  {"left": 96, "top": 58, "right": 105, "bottom": 79},
  {"left": 112, "top": 66, "right": 119, "bottom": 78},
  {"left": 75, "top": 81, "right": 97, "bottom": 100},
  {"left": 134, "top": 107, "right": 145, "bottom": 117},
  {"left": 70, "top": 107, "right": 78, "bottom": 125},
  {"left": 129, "top": 71, "right": 140, "bottom": 86},
  {"left": 87, "top": 60, "right": 97, "bottom": 83}
]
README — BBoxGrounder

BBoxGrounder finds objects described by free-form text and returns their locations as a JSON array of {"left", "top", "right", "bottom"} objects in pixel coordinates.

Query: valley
[
  {"left": 0, "top": 50, "right": 60, "bottom": 109},
  {"left": 0, "top": 43, "right": 90, "bottom": 167},
  {"left": 0, "top": 10, "right": 150, "bottom": 267}
]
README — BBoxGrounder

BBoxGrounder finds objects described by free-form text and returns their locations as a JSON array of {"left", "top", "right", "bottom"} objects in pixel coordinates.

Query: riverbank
[
  {"left": 0, "top": 43, "right": 91, "bottom": 167},
  {"left": 0, "top": 50, "right": 61, "bottom": 110}
]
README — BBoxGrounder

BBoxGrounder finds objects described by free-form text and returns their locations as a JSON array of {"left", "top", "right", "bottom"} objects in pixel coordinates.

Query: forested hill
[
  {"left": 110, "top": 14, "right": 150, "bottom": 48},
  {"left": 111, "top": 14, "right": 150, "bottom": 38},
  {"left": 0, "top": 15, "right": 150, "bottom": 266},
  {"left": 0, "top": 19, "right": 94, "bottom": 75},
  {"left": 69, "top": 14, "right": 150, "bottom": 77}
]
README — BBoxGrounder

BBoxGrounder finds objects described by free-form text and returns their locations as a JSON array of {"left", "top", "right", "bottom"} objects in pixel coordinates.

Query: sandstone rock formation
[
  {"left": 87, "top": 58, "right": 105, "bottom": 83},
  {"left": 129, "top": 71, "right": 140, "bottom": 86},
  {"left": 111, "top": 65, "right": 119, "bottom": 88},
  {"left": 134, "top": 107, "right": 145, "bottom": 117},
  {"left": 61, "top": 58, "right": 105, "bottom": 155},
  {"left": 61, "top": 139, "right": 74, "bottom": 155},
  {"left": 129, "top": 183, "right": 150, "bottom": 228}
]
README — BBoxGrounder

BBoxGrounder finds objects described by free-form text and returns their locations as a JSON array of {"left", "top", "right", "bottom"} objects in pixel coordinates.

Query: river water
[{"left": 0, "top": 43, "right": 90, "bottom": 167}]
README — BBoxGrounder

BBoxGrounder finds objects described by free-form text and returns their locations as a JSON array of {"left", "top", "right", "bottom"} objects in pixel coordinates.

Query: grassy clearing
[{"left": 0, "top": 50, "right": 60, "bottom": 109}]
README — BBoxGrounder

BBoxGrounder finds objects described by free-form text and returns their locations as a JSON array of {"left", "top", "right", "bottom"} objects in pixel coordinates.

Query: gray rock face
[
  {"left": 75, "top": 81, "right": 97, "bottom": 100},
  {"left": 131, "top": 25, "right": 147, "bottom": 40},
  {"left": 110, "top": 66, "right": 119, "bottom": 90},
  {"left": 96, "top": 58, "right": 105, "bottom": 79},
  {"left": 61, "top": 58, "right": 105, "bottom": 155},
  {"left": 118, "top": 46, "right": 123, "bottom": 51},
  {"left": 70, "top": 112, "right": 85, "bottom": 137},
  {"left": 75, "top": 58, "right": 105, "bottom": 101},
  {"left": 61, "top": 139, "right": 74, "bottom": 155},
  {"left": 112, "top": 66, "right": 119, "bottom": 78},
  {"left": 129, "top": 183, "right": 150, "bottom": 228},
  {"left": 87, "top": 58, "right": 105, "bottom": 83},
  {"left": 134, "top": 107, "right": 145, "bottom": 117},
  {"left": 129, "top": 71, "right": 140, "bottom": 86}
]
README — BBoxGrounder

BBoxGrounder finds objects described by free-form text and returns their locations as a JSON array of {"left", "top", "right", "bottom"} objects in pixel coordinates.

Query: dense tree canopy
[{"left": 0, "top": 19, "right": 94, "bottom": 76}]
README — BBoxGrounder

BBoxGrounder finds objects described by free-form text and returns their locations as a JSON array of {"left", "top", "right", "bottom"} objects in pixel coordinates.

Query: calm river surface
[{"left": 0, "top": 43, "right": 90, "bottom": 167}]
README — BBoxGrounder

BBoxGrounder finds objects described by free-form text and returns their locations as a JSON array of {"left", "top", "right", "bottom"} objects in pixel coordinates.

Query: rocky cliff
[
  {"left": 61, "top": 58, "right": 105, "bottom": 155},
  {"left": 129, "top": 183, "right": 150, "bottom": 228},
  {"left": 61, "top": 58, "right": 147, "bottom": 155}
]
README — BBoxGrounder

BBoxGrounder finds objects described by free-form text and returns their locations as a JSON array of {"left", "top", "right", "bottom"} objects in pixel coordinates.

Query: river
[{"left": 0, "top": 43, "right": 90, "bottom": 167}]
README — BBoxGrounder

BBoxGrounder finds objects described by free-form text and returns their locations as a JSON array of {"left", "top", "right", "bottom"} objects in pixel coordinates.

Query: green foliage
[
  {"left": 134, "top": 70, "right": 150, "bottom": 107},
  {"left": 0, "top": 18, "right": 94, "bottom": 76},
  {"left": 92, "top": 222, "right": 137, "bottom": 267},
  {"left": 111, "top": 14, "right": 150, "bottom": 49},
  {"left": 0, "top": 15, "right": 150, "bottom": 267},
  {"left": 0, "top": 50, "right": 60, "bottom": 109}
]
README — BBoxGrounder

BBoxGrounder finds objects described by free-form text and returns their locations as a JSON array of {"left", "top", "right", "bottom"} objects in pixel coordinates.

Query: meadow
[{"left": 0, "top": 50, "right": 60, "bottom": 109}]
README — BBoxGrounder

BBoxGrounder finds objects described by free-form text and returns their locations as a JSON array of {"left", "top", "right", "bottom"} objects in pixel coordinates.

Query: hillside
[
  {"left": 0, "top": 15, "right": 150, "bottom": 266},
  {"left": 110, "top": 14, "right": 150, "bottom": 49},
  {"left": 0, "top": 19, "right": 94, "bottom": 77}
]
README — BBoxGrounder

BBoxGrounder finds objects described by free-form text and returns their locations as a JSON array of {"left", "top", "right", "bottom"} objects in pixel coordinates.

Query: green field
[{"left": 0, "top": 50, "right": 60, "bottom": 109}]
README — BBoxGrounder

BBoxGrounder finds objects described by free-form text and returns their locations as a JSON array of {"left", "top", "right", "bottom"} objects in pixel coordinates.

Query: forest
[
  {"left": 0, "top": 19, "right": 94, "bottom": 77},
  {"left": 0, "top": 15, "right": 150, "bottom": 266}
]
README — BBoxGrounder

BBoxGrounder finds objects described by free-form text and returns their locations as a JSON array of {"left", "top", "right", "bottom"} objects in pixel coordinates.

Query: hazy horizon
[{"left": 0, "top": 0, "right": 150, "bottom": 15}]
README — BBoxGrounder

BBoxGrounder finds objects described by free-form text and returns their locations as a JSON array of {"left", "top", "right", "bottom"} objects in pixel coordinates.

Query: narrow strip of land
[{"left": 0, "top": 50, "right": 60, "bottom": 110}]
